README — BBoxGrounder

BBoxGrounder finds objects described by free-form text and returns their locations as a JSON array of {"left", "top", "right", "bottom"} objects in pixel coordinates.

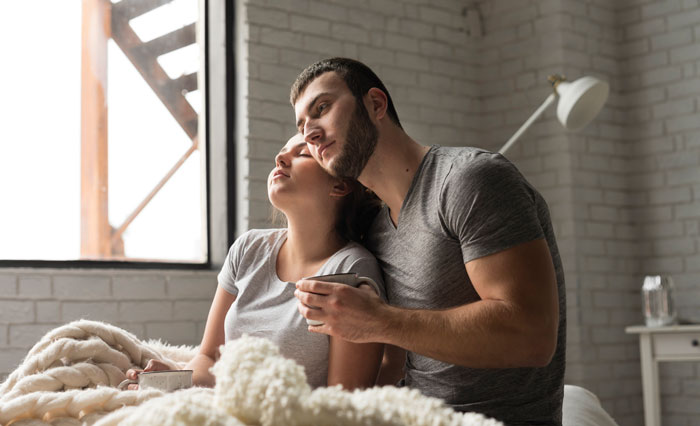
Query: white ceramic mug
[
  {"left": 118, "top": 369, "right": 193, "bottom": 392},
  {"left": 299, "top": 272, "right": 380, "bottom": 326}
]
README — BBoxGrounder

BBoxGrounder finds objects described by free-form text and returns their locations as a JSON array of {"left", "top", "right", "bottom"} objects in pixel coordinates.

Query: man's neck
[{"left": 358, "top": 127, "right": 430, "bottom": 225}]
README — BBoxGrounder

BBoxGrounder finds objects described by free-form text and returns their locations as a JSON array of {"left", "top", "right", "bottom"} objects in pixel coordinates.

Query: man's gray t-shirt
[
  {"left": 218, "top": 228, "right": 385, "bottom": 388},
  {"left": 365, "top": 146, "right": 566, "bottom": 425}
]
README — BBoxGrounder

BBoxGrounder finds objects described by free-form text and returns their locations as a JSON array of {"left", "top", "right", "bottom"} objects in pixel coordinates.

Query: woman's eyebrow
[{"left": 277, "top": 142, "right": 308, "bottom": 156}]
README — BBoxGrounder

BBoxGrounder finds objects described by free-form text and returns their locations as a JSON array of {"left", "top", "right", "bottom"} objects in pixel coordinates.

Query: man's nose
[{"left": 303, "top": 125, "right": 323, "bottom": 145}]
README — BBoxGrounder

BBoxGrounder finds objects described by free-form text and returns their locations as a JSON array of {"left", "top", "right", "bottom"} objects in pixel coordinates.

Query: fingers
[
  {"left": 294, "top": 284, "right": 359, "bottom": 324},
  {"left": 295, "top": 279, "right": 335, "bottom": 294},
  {"left": 295, "top": 282, "right": 358, "bottom": 305},
  {"left": 307, "top": 324, "right": 328, "bottom": 334},
  {"left": 297, "top": 299, "right": 324, "bottom": 322},
  {"left": 124, "top": 359, "right": 170, "bottom": 392},
  {"left": 294, "top": 289, "right": 328, "bottom": 308},
  {"left": 126, "top": 369, "right": 141, "bottom": 380},
  {"left": 127, "top": 359, "right": 169, "bottom": 384},
  {"left": 144, "top": 359, "right": 171, "bottom": 372}
]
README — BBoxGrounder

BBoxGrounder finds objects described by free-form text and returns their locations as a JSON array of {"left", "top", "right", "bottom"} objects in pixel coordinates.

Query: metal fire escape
[{"left": 80, "top": 0, "right": 199, "bottom": 259}]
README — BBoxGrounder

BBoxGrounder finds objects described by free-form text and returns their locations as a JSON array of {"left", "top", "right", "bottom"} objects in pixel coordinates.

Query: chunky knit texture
[{"left": 0, "top": 321, "right": 502, "bottom": 426}]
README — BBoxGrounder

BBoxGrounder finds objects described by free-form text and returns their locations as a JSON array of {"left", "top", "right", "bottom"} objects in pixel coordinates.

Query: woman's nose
[{"left": 275, "top": 152, "right": 289, "bottom": 167}]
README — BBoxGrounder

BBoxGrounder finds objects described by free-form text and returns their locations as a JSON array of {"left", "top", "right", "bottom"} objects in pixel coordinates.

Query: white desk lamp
[{"left": 499, "top": 74, "right": 610, "bottom": 155}]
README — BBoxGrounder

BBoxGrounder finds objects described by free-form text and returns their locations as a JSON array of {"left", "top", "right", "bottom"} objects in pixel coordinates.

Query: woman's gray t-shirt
[{"left": 217, "top": 228, "right": 385, "bottom": 388}]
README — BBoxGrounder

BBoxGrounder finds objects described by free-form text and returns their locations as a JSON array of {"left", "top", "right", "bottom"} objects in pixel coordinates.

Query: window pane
[{"left": 0, "top": 0, "right": 206, "bottom": 263}]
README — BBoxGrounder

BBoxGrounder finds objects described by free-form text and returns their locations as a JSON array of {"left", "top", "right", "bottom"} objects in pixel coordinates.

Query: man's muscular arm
[{"left": 295, "top": 238, "right": 558, "bottom": 368}]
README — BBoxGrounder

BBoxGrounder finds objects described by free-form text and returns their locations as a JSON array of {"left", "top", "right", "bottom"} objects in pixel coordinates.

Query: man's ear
[
  {"left": 365, "top": 88, "right": 388, "bottom": 121},
  {"left": 329, "top": 180, "right": 352, "bottom": 198}
]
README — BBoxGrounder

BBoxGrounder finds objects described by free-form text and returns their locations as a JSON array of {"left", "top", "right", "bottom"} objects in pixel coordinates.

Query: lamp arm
[{"left": 498, "top": 92, "right": 557, "bottom": 155}]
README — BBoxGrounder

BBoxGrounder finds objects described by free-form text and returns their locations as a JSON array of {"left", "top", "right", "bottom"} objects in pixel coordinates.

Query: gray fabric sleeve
[
  {"left": 440, "top": 153, "right": 544, "bottom": 264},
  {"left": 217, "top": 232, "right": 249, "bottom": 296},
  {"left": 347, "top": 256, "right": 387, "bottom": 302}
]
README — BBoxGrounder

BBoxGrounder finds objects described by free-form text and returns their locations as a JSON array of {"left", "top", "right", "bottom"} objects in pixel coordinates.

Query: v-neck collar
[{"left": 384, "top": 145, "right": 437, "bottom": 231}]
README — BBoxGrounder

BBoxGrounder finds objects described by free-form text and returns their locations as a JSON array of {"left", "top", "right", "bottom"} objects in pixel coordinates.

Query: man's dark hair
[{"left": 290, "top": 57, "right": 402, "bottom": 129}]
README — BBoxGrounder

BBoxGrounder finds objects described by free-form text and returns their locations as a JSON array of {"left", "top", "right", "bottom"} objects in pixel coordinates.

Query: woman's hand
[{"left": 124, "top": 359, "right": 172, "bottom": 390}]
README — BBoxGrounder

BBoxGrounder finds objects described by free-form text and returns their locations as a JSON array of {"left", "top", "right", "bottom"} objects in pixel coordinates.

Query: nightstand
[{"left": 626, "top": 324, "right": 700, "bottom": 426}]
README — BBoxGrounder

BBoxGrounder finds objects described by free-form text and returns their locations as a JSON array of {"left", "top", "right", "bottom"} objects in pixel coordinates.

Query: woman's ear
[{"left": 329, "top": 180, "right": 352, "bottom": 198}]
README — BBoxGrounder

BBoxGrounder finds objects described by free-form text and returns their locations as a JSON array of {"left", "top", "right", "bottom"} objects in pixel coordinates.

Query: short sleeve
[
  {"left": 347, "top": 256, "right": 387, "bottom": 302},
  {"left": 318, "top": 243, "right": 388, "bottom": 302},
  {"left": 440, "top": 152, "right": 544, "bottom": 264},
  {"left": 217, "top": 233, "right": 248, "bottom": 296}
]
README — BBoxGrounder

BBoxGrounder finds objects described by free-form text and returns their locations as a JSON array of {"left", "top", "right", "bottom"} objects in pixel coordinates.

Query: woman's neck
[{"left": 276, "top": 210, "right": 346, "bottom": 281}]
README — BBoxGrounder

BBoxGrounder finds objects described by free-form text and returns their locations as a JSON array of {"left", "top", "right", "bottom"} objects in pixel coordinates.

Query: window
[{"left": 0, "top": 0, "right": 211, "bottom": 265}]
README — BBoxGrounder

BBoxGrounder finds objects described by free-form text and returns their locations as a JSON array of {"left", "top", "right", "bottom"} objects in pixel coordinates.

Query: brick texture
[
  {"left": 470, "top": 0, "right": 700, "bottom": 424},
  {"left": 0, "top": 269, "right": 216, "bottom": 378},
  {"left": 241, "top": 0, "right": 479, "bottom": 229},
  {"left": 1, "top": 1, "right": 699, "bottom": 424}
]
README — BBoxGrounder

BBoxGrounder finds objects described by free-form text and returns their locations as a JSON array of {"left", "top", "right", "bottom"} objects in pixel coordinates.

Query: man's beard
[{"left": 330, "top": 101, "right": 378, "bottom": 179}]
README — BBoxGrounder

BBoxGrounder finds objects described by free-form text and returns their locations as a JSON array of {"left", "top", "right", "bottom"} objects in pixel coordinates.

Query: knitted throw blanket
[{"left": 0, "top": 320, "right": 503, "bottom": 426}]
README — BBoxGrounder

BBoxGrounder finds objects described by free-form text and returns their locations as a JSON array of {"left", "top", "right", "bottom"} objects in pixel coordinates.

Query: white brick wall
[
  {"left": 473, "top": 0, "right": 700, "bottom": 424},
  {"left": 240, "top": 0, "right": 479, "bottom": 229},
  {"left": 1, "top": 1, "right": 698, "bottom": 424},
  {"left": 621, "top": 1, "right": 700, "bottom": 424},
  {"left": 0, "top": 269, "right": 217, "bottom": 380}
]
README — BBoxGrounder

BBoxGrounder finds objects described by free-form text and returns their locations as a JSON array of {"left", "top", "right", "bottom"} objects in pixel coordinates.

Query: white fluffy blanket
[{"left": 0, "top": 320, "right": 502, "bottom": 426}]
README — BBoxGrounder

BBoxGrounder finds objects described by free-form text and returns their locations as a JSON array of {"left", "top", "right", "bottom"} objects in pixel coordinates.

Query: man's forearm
[{"left": 375, "top": 299, "right": 556, "bottom": 369}]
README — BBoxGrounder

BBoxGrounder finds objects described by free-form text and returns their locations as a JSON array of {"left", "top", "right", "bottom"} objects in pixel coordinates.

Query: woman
[{"left": 128, "top": 133, "right": 385, "bottom": 389}]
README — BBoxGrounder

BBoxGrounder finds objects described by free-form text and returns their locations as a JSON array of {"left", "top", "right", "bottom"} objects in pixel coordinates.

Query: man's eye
[{"left": 318, "top": 103, "right": 328, "bottom": 113}]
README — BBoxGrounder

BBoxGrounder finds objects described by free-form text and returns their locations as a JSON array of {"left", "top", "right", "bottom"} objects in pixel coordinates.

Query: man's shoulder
[
  {"left": 430, "top": 145, "right": 491, "bottom": 161},
  {"left": 429, "top": 146, "right": 520, "bottom": 193},
  {"left": 432, "top": 145, "right": 509, "bottom": 170}
]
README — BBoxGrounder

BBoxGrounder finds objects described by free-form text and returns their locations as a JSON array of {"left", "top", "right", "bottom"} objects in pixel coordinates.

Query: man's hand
[
  {"left": 124, "top": 359, "right": 171, "bottom": 390},
  {"left": 294, "top": 280, "right": 388, "bottom": 343}
]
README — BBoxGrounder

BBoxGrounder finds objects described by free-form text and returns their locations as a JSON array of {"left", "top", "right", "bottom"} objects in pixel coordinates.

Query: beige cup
[
  {"left": 300, "top": 272, "right": 380, "bottom": 326},
  {"left": 118, "top": 369, "right": 193, "bottom": 392}
]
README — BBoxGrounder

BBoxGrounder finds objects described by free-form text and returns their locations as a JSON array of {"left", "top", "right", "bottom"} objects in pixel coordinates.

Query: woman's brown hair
[
  {"left": 269, "top": 180, "right": 382, "bottom": 244},
  {"left": 335, "top": 180, "right": 383, "bottom": 243}
]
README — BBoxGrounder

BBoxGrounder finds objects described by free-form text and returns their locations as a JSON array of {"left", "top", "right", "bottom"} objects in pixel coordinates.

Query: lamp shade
[{"left": 555, "top": 76, "right": 609, "bottom": 131}]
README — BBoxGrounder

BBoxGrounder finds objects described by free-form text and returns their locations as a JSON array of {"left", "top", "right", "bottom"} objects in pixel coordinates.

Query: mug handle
[
  {"left": 356, "top": 276, "right": 380, "bottom": 295},
  {"left": 118, "top": 378, "right": 138, "bottom": 390}
]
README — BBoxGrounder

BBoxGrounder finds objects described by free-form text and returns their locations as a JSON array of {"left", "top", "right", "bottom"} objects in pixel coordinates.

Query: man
[{"left": 291, "top": 57, "right": 566, "bottom": 425}]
